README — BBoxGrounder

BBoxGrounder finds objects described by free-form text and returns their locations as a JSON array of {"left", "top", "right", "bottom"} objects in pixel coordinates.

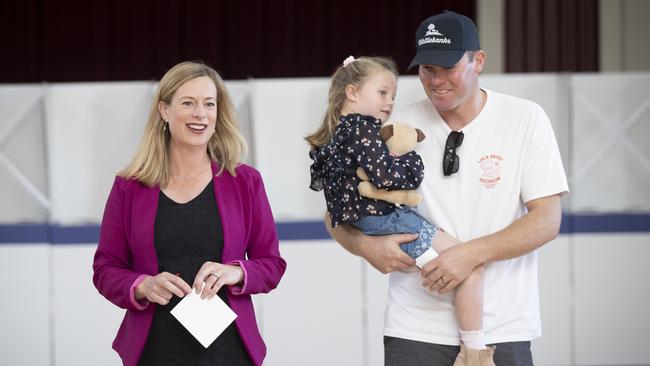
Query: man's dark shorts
[{"left": 384, "top": 336, "right": 533, "bottom": 366}]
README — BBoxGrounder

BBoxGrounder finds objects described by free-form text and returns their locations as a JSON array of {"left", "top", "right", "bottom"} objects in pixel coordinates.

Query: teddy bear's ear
[
  {"left": 379, "top": 124, "right": 394, "bottom": 141},
  {"left": 416, "top": 128, "right": 426, "bottom": 142}
]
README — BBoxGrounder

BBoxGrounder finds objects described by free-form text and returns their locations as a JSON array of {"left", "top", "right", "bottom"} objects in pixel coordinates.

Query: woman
[{"left": 92, "top": 61, "right": 286, "bottom": 366}]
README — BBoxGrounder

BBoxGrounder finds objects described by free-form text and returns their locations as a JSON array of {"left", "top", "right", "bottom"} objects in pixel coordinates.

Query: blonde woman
[{"left": 93, "top": 61, "right": 286, "bottom": 366}]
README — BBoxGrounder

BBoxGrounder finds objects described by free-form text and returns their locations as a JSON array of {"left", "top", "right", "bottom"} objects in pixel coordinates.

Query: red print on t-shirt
[{"left": 478, "top": 154, "right": 503, "bottom": 188}]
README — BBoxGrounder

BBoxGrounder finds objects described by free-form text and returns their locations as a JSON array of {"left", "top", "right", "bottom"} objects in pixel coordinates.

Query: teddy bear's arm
[
  {"left": 358, "top": 181, "right": 421, "bottom": 206},
  {"left": 356, "top": 167, "right": 370, "bottom": 181}
]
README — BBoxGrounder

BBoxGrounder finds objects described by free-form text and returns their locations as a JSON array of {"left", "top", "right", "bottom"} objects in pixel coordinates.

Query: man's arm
[
  {"left": 325, "top": 213, "right": 416, "bottom": 274},
  {"left": 422, "top": 193, "right": 563, "bottom": 292}
]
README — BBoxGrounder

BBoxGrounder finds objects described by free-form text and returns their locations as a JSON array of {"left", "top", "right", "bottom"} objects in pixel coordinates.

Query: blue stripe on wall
[
  {"left": 50, "top": 225, "right": 101, "bottom": 244},
  {"left": 560, "top": 213, "right": 650, "bottom": 234},
  {"left": 0, "top": 224, "right": 50, "bottom": 243},
  {"left": 276, "top": 221, "right": 330, "bottom": 241},
  {"left": 1, "top": 213, "right": 649, "bottom": 244}
]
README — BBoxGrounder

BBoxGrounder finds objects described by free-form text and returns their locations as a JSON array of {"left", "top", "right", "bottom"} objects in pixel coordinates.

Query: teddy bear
[{"left": 356, "top": 122, "right": 425, "bottom": 207}]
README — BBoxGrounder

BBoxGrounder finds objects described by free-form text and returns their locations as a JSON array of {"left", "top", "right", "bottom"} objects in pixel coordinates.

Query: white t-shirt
[{"left": 384, "top": 89, "right": 569, "bottom": 345}]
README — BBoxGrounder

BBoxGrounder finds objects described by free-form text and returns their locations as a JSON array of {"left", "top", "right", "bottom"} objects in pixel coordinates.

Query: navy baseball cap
[{"left": 408, "top": 10, "right": 481, "bottom": 69}]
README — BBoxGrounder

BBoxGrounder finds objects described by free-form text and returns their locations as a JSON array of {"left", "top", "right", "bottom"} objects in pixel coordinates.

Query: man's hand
[
  {"left": 420, "top": 242, "right": 481, "bottom": 294},
  {"left": 356, "top": 233, "right": 417, "bottom": 274},
  {"left": 421, "top": 194, "right": 563, "bottom": 293},
  {"left": 326, "top": 213, "right": 416, "bottom": 274}
]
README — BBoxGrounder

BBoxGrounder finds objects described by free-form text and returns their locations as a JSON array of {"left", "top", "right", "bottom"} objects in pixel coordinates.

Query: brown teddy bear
[{"left": 356, "top": 122, "right": 425, "bottom": 207}]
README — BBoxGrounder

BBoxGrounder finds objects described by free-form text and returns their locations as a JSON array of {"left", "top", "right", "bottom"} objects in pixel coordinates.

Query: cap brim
[{"left": 408, "top": 49, "right": 466, "bottom": 70}]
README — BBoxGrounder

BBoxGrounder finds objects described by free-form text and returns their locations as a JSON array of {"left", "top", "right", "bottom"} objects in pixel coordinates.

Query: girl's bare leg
[{"left": 429, "top": 231, "right": 486, "bottom": 348}]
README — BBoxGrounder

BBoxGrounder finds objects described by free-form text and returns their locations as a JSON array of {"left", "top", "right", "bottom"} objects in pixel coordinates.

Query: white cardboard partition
[
  {"left": 261, "top": 241, "right": 364, "bottom": 366},
  {"left": 218, "top": 80, "right": 255, "bottom": 166},
  {"left": 0, "top": 85, "right": 49, "bottom": 223},
  {"left": 571, "top": 73, "right": 650, "bottom": 212},
  {"left": 0, "top": 245, "right": 51, "bottom": 366},
  {"left": 52, "top": 245, "right": 123, "bottom": 366},
  {"left": 249, "top": 78, "right": 331, "bottom": 221},
  {"left": 46, "top": 82, "right": 153, "bottom": 224},
  {"left": 573, "top": 233, "right": 650, "bottom": 364},
  {"left": 365, "top": 261, "right": 390, "bottom": 366},
  {"left": 531, "top": 236, "right": 572, "bottom": 366}
]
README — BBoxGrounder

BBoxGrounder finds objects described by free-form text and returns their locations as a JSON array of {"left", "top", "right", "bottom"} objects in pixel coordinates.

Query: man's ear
[
  {"left": 158, "top": 101, "right": 169, "bottom": 121},
  {"left": 345, "top": 84, "right": 358, "bottom": 102},
  {"left": 474, "top": 50, "right": 486, "bottom": 74}
]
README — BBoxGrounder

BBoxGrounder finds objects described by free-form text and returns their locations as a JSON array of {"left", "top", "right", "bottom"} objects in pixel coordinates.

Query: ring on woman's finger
[{"left": 210, "top": 272, "right": 219, "bottom": 279}]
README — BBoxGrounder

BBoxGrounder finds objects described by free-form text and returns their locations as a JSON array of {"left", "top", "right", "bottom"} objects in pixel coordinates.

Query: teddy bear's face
[{"left": 381, "top": 122, "right": 425, "bottom": 156}]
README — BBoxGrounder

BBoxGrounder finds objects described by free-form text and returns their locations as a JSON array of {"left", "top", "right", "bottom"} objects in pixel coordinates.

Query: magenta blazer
[{"left": 92, "top": 162, "right": 286, "bottom": 366}]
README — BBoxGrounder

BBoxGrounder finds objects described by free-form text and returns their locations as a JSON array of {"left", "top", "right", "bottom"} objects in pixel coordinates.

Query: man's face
[{"left": 418, "top": 51, "right": 484, "bottom": 115}]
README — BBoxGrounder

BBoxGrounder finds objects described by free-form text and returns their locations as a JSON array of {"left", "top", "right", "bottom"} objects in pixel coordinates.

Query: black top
[
  {"left": 138, "top": 181, "right": 252, "bottom": 366},
  {"left": 309, "top": 113, "right": 425, "bottom": 227}
]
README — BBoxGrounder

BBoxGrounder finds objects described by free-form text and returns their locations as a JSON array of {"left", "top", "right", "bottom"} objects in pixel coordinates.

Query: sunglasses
[{"left": 442, "top": 131, "right": 464, "bottom": 176}]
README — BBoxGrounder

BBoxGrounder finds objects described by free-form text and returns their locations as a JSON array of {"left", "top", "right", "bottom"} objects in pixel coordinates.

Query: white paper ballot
[{"left": 170, "top": 289, "right": 237, "bottom": 348}]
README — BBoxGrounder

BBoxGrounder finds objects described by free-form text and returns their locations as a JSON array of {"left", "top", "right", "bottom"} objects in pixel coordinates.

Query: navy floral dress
[{"left": 309, "top": 114, "right": 425, "bottom": 227}]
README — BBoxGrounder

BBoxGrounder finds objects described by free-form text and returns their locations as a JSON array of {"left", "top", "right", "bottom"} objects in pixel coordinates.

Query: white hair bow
[{"left": 343, "top": 56, "right": 356, "bottom": 67}]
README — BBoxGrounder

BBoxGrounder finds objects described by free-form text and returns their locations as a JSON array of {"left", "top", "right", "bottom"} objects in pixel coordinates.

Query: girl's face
[
  {"left": 159, "top": 76, "right": 218, "bottom": 149},
  {"left": 346, "top": 69, "right": 397, "bottom": 121}
]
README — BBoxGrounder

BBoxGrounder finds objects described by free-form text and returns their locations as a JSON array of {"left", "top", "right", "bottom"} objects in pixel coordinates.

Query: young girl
[{"left": 306, "top": 56, "right": 495, "bottom": 365}]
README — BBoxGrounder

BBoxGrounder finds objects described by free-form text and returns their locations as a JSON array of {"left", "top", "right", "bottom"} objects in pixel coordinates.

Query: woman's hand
[
  {"left": 193, "top": 261, "right": 244, "bottom": 299},
  {"left": 135, "top": 272, "right": 192, "bottom": 305}
]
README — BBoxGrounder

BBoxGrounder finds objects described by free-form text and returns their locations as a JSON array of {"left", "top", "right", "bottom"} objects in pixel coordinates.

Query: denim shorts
[{"left": 353, "top": 207, "right": 438, "bottom": 259}]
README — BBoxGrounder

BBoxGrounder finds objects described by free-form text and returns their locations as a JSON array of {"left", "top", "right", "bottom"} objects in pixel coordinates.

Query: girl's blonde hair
[
  {"left": 120, "top": 61, "right": 247, "bottom": 186},
  {"left": 305, "top": 56, "right": 398, "bottom": 149}
]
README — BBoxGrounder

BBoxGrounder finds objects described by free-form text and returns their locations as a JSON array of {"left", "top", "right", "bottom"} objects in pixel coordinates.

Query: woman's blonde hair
[
  {"left": 120, "top": 61, "right": 247, "bottom": 186},
  {"left": 305, "top": 56, "right": 398, "bottom": 149}
]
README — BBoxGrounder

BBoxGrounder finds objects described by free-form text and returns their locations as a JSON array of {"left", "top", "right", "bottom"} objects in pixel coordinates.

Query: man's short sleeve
[{"left": 520, "top": 103, "right": 569, "bottom": 203}]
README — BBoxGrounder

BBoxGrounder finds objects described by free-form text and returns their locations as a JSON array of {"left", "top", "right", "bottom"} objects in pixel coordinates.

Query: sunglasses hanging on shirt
[{"left": 442, "top": 131, "right": 464, "bottom": 176}]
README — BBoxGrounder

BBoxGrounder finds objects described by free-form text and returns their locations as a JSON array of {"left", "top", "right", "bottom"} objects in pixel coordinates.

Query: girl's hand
[
  {"left": 135, "top": 272, "right": 192, "bottom": 305},
  {"left": 193, "top": 261, "right": 244, "bottom": 299}
]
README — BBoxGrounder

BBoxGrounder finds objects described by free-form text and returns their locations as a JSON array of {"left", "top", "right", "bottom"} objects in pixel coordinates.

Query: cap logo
[
  {"left": 425, "top": 23, "right": 443, "bottom": 36},
  {"left": 418, "top": 23, "right": 451, "bottom": 46}
]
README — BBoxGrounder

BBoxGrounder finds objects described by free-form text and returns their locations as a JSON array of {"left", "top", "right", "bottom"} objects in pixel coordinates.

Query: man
[{"left": 328, "top": 10, "right": 568, "bottom": 365}]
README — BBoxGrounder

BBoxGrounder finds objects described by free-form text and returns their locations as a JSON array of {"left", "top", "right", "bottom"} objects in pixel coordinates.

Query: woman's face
[{"left": 160, "top": 76, "right": 217, "bottom": 149}]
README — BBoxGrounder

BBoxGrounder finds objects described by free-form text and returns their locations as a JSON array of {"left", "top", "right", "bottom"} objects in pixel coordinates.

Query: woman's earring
[{"left": 163, "top": 120, "right": 168, "bottom": 132}]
